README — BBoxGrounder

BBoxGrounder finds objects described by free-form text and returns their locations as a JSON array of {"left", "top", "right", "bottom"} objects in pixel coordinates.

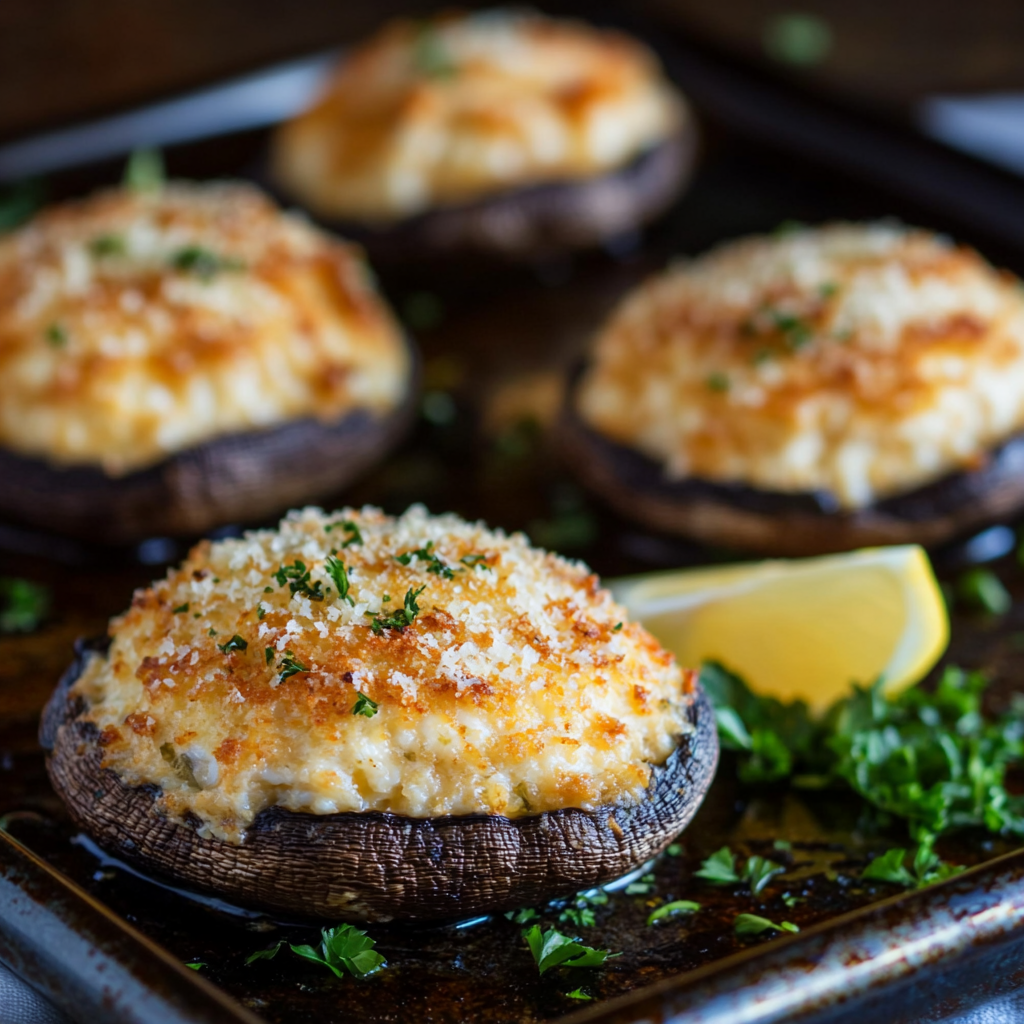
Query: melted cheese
[
  {"left": 74, "top": 506, "right": 693, "bottom": 842},
  {"left": 272, "top": 10, "right": 686, "bottom": 222},
  {"left": 577, "top": 223, "right": 1024, "bottom": 508},
  {"left": 0, "top": 182, "right": 409, "bottom": 474}
]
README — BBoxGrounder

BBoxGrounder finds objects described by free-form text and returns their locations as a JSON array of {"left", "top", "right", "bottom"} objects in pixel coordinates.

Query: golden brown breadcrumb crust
[{"left": 0, "top": 182, "right": 409, "bottom": 473}]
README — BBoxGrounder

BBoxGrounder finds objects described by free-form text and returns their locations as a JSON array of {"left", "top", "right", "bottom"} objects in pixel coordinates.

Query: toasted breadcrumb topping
[
  {"left": 577, "top": 222, "right": 1024, "bottom": 508},
  {"left": 273, "top": 9, "right": 685, "bottom": 222},
  {"left": 74, "top": 506, "right": 693, "bottom": 842},
  {"left": 0, "top": 182, "right": 409, "bottom": 474}
]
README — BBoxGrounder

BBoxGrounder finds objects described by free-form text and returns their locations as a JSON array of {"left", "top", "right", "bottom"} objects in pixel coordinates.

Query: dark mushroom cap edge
[
  {"left": 41, "top": 637, "right": 718, "bottom": 923},
  {"left": 0, "top": 336, "right": 420, "bottom": 546},
  {"left": 560, "top": 367, "right": 1024, "bottom": 556},
  {"left": 275, "top": 130, "right": 696, "bottom": 267}
]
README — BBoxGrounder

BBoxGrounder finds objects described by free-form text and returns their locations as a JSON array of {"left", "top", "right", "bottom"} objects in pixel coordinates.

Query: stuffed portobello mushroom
[
  {"left": 564, "top": 222, "right": 1024, "bottom": 555},
  {"left": 42, "top": 505, "right": 716, "bottom": 922},
  {"left": 0, "top": 181, "right": 415, "bottom": 544},
  {"left": 271, "top": 10, "right": 694, "bottom": 263}
]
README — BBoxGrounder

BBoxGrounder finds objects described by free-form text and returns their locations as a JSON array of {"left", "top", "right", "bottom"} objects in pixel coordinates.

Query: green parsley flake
[
  {"left": 352, "top": 693, "right": 379, "bottom": 718},
  {"left": 647, "top": 900, "right": 701, "bottom": 926},
  {"left": 735, "top": 913, "right": 799, "bottom": 937},
  {"left": 265, "top": 646, "right": 274, "bottom": 665},
  {"left": 124, "top": 148, "right": 164, "bottom": 192},
  {"left": 694, "top": 846, "right": 784, "bottom": 894},
  {"left": 0, "top": 577, "right": 50, "bottom": 634},
  {"left": 460, "top": 554, "right": 491, "bottom": 570},
  {"left": 172, "top": 603, "right": 190, "bottom": 614},
  {"left": 278, "top": 651, "right": 308, "bottom": 682},
  {"left": 957, "top": 567, "right": 1011, "bottom": 615},
  {"left": 706, "top": 372, "right": 730, "bottom": 393},
  {"left": 272, "top": 560, "right": 324, "bottom": 601},
  {"left": 371, "top": 585, "right": 426, "bottom": 635},
  {"left": 217, "top": 634, "right": 247, "bottom": 654},
  {"left": 566, "top": 989, "right": 592, "bottom": 1001},
  {"left": 184, "top": 962, "right": 206, "bottom": 971},
  {"left": 89, "top": 233, "right": 126, "bottom": 257},
  {"left": 522, "top": 925, "right": 619, "bottom": 975},
  {"left": 862, "top": 840, "right": 964, "bottom": 889},
  {"left": 45, "top": 323, "right": 68, "bottom": 348},
  {"left": 325, "top": 556, "right": 355, "bottom": 606},
  {"left": 395, "top": 541, "right": 456, "bottom": 579},
  {"left": 169, "top": 245, "right": 244, "bottom": 281},
  {"left": 290, "top": 923, "right": 385, "bottom": 979}
]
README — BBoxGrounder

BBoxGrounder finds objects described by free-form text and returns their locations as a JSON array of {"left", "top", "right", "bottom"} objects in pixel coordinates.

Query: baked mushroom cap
[
  {"left": 271, "top": 10, "right": 694, "bottom": 260},
  {"left": 570, "top": 223, "right": 1024, "bottom": 554},
  {"left": 42, "top": 506, "right": 715, "bottom": 920},
  {"left": 0, "top": 182, "right": 414, "bottom": 542}
]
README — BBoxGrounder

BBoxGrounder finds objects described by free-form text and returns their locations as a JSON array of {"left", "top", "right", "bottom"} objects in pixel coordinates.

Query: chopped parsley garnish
[
  {"left": 124, "top": 148, "right": 164, "bottom": 192},
  {"left": 257, "top": 605, "right": 265, "bottom": 619},
  {"left": 667, "top": 842, "right": 683, "bottom": 856},
  {"left": 217, "top": 634, "right": 247, "bottom": 654},
  {"left": 413, "top": 26, "right": 457, "bottom": 78},
  {"left": 624, "top": 872, "right": 656, "bottom": 895},
  {"left": 734, "top": 913, "right": 799, "bottom": 937},
  {"left": 208, "top": 627, "right": 217, "bottom": 637},
  {"left": 957, "top": 567, "right": 1011, "bottom": 615},
  {"left": 703, "top": 660, "right": 1024, "bottom": 840},
  {"left": 694, "top": 846, "right": 785, "bottom": 894},
  {"left": 460, "top": 554, "right": 491, "bottom": 570},
  {"left": 771, "top": 310, "right": 813, "bottom": 349},
  {"left": 612, "top": 622, "right": 623, "bottom": 632},
  {"left": 647, "top": 900, "right": 701, "bottom": 925},
  {"left": 352, "top": 693, "right": 379, "bottom": 718},
  {"left": 249, "top": 925, "right": 384, "bottom": 978},
  {"left": 169, "top": 245, "right": 244, "bottom": 281},
  {"left": 326, "top": 519, "right": 363, "bottom": 547},
  {"left": 325, "top": 556, "right": 355, "bottom": 605},
  {"left": 89, "top": 233, "right": 126, "bottom": 257},
  {"left": 395, "top": 541, "right": 455, "bottom": 579},
  {"left": 0, "top": 179, "right": 44, "bottom": 234},
  {"left": 172, "top": 603, "right": 190, "bottom": 614},
  {"left": 819, "top": 281, "right": 839, "bottom": 298},
  {"left": 371, "top": 585, "right": 426, "bottom": 635},
  {"left": 522, "top": 925, "right": 619, "bottom": 975},
  {"left": 566, "top": 989, "right": 592, "bottom": 1001},
  {"left": 0, "top": 577, "right": 50, "bottom": 634},
  {"left": 246, "top": 942, "right": 283, "bottom": 964},
  {"left": 278, "top": 651, "right": 308, "bottom": 681},
  {"left": 184, "top": 962, "right": 206, "bottom": 970},
  {"left": 558, "top": 889, "right": 608, "bottom": 928},
  {"left": 504, "top": 908, "right": 539, "bottom": 924},
  {"left": 45, "top": 323, "right": 68, "bottom": 347},
  {"left": 862, "top": 839, "right": 964, "bottom": 889},
  {"left": 706, "top": 371, "right": 730, "bottom": 393},
  {"left": 272, "top": 560, "right": 324, "bottom": 601},
  {"left": 291, "top": 924, "right": 385, "bottom": 979},
  {"left": 265, "top": 646, "right": 274, "bottom": 665}
]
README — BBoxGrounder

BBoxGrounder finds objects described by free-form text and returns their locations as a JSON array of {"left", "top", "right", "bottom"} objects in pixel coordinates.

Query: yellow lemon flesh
[{"left": 610, "top": 546, "right": 949, "bottom": 715}]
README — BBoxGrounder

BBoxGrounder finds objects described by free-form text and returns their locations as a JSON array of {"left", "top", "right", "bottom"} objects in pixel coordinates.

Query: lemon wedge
[{"left": 610, "top": 546, "right": 949, "bottom": 713}]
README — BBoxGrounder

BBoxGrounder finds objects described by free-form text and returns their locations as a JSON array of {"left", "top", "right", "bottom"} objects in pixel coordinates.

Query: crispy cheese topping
[
  {"left": 0, "top": 182, "right": 409, "bottom": 474},
  {"left": 74, "top": 506, "right": 693, "bottom": 842},
  {"left": 577, "top": 223, "right": 1024, "bottom": 508},
  {"left": 272, "top": 10, "right": 686, "bottom": 222}
]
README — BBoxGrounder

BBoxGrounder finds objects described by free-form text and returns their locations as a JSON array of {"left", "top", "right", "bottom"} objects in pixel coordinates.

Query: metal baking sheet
[{"left": 4, "top": 15, "right": 1024, "bottom": 1023}]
